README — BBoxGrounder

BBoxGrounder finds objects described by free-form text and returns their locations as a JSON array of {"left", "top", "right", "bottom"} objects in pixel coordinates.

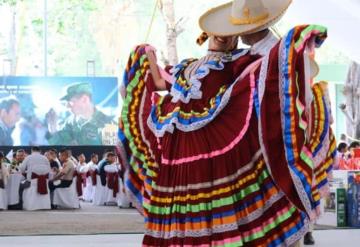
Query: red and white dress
[{"left": 118, "top": 25, "right": 336, "bottom": 246}]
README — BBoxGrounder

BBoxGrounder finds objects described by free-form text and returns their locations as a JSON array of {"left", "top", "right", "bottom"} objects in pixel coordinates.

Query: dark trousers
[
  {"left": 99, "top": 171, "right": 106, "bottom": 186},
  {"left": 49, "top": 180, "right": 72, "bottom": 192},
  {"left": 13, "top": 180, "right": 31, "bottom": 210}
]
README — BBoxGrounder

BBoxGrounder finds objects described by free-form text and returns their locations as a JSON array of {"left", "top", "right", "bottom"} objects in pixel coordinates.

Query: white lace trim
[
  {"left": 313, "top": 131, "right": 330, "bottom": 168},
  {"left": 169, "top": 49, "right": 248, "bottom": 104},
  {"left": 258, "top": 54, "right": 269, "bottom": 105},
  {"left": 281, "top": 216, "right": 309, "bottom": 247}
]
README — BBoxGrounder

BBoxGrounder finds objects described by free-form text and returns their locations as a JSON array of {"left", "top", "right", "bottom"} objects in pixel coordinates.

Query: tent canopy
[{"left": 282, "top": 0, "right": 360, "bottom": 63}]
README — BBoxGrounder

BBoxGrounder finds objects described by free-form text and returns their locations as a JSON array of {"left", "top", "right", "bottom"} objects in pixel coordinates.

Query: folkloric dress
[{"left": 118, "top": 25, "right": 336, "bottom": 246}]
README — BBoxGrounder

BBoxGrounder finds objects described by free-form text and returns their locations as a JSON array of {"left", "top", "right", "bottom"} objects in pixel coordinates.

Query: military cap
[{"left": 60, "top": 82, "right": 93, "bottom": 101}]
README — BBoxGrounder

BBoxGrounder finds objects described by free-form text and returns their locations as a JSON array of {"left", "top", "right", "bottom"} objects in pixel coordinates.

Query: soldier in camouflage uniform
[{"left": 46, "top": 82, "right": 114, "bottom": 145}]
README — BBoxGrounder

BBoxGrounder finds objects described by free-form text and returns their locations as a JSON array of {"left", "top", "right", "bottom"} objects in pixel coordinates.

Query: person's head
[
  {"left": 106, "top": 152, "right": 116, "bottom": 164},
  {"left": 31, "top": 146, "right": 41, "bottom": 153},
  {"left": 46, "top": 149, "right": 57, "bottom": 161},
  {"left": 337, "top": 142, "right": 348, "bottom": 154},
  {"left": 0, "top": 97, "right": 21, "bottom": 128},
  {"left": 350, "top": 141, "right": 360, "bottom": 150},
  {"left": 61, "top": 82, "right": 94, "bottom": 117},
  {"left": 78, "top": 153, "right": 86, "bottom": 164},
  {"left": 67, "top": 94, "right": 93, "bottom": 116},
  {"left": 44, "top": 151, "right": 50, "bottom": 160},
  {"left": 91, "top": 153, "right": 99, "bottom": 164},
  {"left": 240, "top": 28, "right": 270, "bottom": 46},
  {"left": 16, "top": 149, "right": 26, "bottom": 162},
  {"left": 102, "top": 149, "right": 113, "bottom": 159},
  {"left": 58, "top": 148, "right": 70, "bottom": 163},
  {"left": 208, "top": 35, "right": 239, "bottom": 52}
]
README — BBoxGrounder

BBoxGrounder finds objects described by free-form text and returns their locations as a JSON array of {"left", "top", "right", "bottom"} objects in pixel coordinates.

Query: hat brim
[
  {"left": 199, "top": 0, "right": 292, "bottom": 37},
  {"left": 60, "top": 95, "right": 71, "bottom": 101}
]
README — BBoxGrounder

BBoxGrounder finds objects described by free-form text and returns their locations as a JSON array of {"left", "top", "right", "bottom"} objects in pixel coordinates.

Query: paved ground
[
  {"left": 1, "top": 202, "right": 360, "bottom": 246},
  {"left": 0, "top": 202, "right": 144, "bottom": 235},
  {"left": 0, "top": 230, "right": 360, "bottom": 246}
]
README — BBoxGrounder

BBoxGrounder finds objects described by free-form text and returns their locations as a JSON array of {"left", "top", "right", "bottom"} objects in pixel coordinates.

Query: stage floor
[{"left": 0, "top": 229, "right": 359, "bottom": 246}]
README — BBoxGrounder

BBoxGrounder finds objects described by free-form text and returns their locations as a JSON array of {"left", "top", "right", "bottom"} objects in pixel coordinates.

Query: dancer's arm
[{"left": 145, "top": 47, "right": 172, "bottom": 91}]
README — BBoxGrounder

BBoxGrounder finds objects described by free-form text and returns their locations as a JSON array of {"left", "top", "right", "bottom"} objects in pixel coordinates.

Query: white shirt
[
  {"left": 104, "top": 163, "right": 119, "bottom": 173},
  {"left": 20, "top": 152, "right": 51, "bottom": 180},
  {"left": 87, "top": 161, "right": 98, "bottom": 171},
  {"left": 250, "top": 31, "right": 279, "bottom": 56},
  {"left": 77, "top": 162, "right": 89, "bottom": 173}
]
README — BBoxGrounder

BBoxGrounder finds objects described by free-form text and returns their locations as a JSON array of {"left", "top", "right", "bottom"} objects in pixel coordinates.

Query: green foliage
[
  {"left": 0, "top": 0, "right": 20, "bottom": 6},
  {"left": 31, "top": 18, "right": 43, "bottom": 36}
]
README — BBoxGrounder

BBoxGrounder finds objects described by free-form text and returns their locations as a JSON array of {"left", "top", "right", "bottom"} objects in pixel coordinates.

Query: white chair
[
  {"left": 0, "top": 188, "right": 7, "bottom": 210},
  {"left": 5, "top": 173, "right": 23, "bottom": 206},
  {"left": 53, "top": 177, "right": 80, "bottom": 209},
  {"left": 117, "top": 183, "right": 131, "bottom": 208},
  {"left": 23, "top": 173, "right": 51, "bottom": 211},
  {"left": 117, "top": 170, "right": 130, "bottom": 208},
  {"left": 92, "top": 174, "right": 106, "bottom": 206},
  {"left": 83, "top": 169, "right": 96, "bottom": 202}
]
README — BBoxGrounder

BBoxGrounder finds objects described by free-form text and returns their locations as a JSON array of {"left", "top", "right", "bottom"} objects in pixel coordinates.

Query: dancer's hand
[{"left": 145, "top": 47, "right": 167, "bottom": 90}]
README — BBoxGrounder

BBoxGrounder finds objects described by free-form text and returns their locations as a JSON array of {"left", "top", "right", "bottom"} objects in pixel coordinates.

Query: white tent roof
[{"left": 282, "top": 0, "right": 360, "bottom": 63}]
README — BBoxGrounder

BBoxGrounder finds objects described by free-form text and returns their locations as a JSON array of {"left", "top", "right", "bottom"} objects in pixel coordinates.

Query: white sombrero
[{"left": 199, "top": 0, "right": 292, "bottom": 37}]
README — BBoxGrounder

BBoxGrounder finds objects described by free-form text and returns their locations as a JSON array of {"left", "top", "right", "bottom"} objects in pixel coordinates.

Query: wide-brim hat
[{"left": 199, "top": 0, "right": 292, "bottom": 37}]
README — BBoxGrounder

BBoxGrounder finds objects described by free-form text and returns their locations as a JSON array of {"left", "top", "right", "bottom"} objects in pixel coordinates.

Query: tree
[
  {"left": 158, "top": 0, "right": 184, "bottom": 65},
  {"left": 340, "top": 61, "right": 360, "bottom": 139},
  {"left": 0, "top": 0, "right": 22, "bottom": 74},
  {"left": 87, "top": 0, "right": 135, "bottom": 76}
]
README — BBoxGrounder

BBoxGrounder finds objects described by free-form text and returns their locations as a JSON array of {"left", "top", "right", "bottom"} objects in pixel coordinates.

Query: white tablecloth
[{"left": 5, "top": 173, "right": 24, "bottom": 205}]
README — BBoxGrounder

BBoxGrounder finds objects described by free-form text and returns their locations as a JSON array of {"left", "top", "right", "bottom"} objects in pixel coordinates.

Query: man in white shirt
[
  {"left": 18, "top": 146, "right": 51, "bottom": 208},
  {"left": 19, "top": 146, "right": 51, "bottom": 181},
  {"left": 240, "top": 28, "right": 279, "bottom": 56}
]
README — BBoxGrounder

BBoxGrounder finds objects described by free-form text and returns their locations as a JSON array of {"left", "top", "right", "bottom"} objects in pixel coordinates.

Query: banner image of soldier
[{"left": 46, "top": 82, "right": 114, "bottom": 145}]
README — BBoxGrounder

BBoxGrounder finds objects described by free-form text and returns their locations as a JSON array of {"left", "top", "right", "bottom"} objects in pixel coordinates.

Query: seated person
[
  {"left": 0, "top": 151, "right": 10, "bottom": 189},
  {"left": 10, "top": 149, "right": 26, "bottom": 173},
  {"left": 48, "top": 148, "right": 75, "bottom": 193},
  {"left": 45, "top": 149, "right": 61, "bottom": 174}
]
